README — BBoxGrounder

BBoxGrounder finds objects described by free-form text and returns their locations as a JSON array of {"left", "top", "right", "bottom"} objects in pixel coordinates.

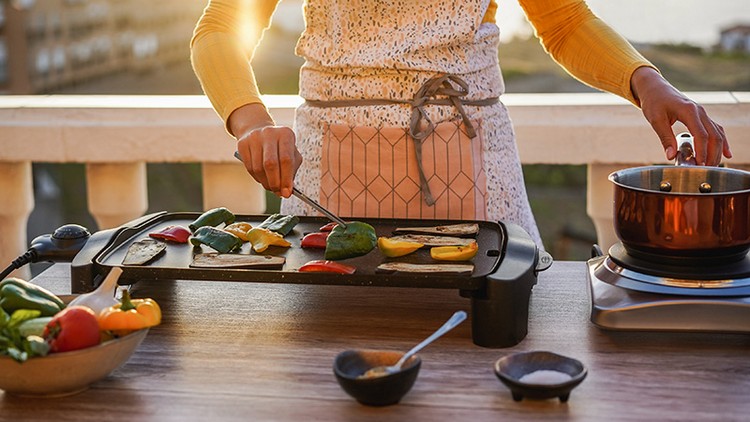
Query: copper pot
[{"left": 609, "top": 164, "right": 750, "bottom": 260}]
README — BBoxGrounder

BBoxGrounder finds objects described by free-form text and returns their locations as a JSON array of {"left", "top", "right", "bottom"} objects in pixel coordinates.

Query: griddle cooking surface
[{"left": 94, "top": 212, "right": 505, "bottom": 290}]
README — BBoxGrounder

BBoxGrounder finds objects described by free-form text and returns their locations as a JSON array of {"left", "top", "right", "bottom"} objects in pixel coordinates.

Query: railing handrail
[{"left": 1, "top": 92, "right": 747, "bottom": 164}]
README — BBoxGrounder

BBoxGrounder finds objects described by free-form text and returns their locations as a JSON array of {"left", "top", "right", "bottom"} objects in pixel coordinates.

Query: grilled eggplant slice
[
  {"left": 387, "top": 234, "right": 476, "bottom": 247},
  {"left": 376, "top": 262, "right": 474, "bottom": 275},
  {"left": 122, "top": 238, "right": 167, "bottom": 266},
  {"left": 190, "top": 253, "right": 285, "bottom": 269},
  {"left": 393, "top": 223, "right": 479, "bottom": 237}
]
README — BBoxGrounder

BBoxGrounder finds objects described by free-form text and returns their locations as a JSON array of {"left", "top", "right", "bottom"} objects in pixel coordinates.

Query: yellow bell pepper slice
[
  {"left": 224, "top": 222, "right": 253, "bottom": 241},
  {"left": 377, "top": 236, "right": 424, "bottom": 258},
  {"left": 247, "top": 227, "right": 292, "bottom": 253},
  {"left": 430, "top": 242, "right": 478, "bottom": 261}
]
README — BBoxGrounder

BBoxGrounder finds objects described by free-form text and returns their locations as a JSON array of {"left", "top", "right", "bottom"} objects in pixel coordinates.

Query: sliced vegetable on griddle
[
  {"left": 246, "top": 227, "right": 292, "bottom": 253},
  {"left": 324, "top": 221, "right": 377, "bottom": 260},
  {"left": 301, "top": 231, "right": 329, "bottom": 249},
  {"left": 223, "top": 221, "right": 253, "bottom": 241},
  {"left": 189, "top": 207, "right": 236, "bottom": 233},
  {"left": 122, "top": 238, "right": 167, "bottom": 266},
  {"left": 319, "top": 222, "right": 338, "bottom": 232},
  {"left": 376, "top": 262, "right": 474, "bottom": 275},
  {"left": 257, "top": 214, "right": 299, "bottom": 236},
  {"left": 148, "top": 225, "right": 191, "bottom": 243},
  {"left": 190, "top": 226, "right": 243, "bottom": 253},
  {"left": 190, "top": 253, "right": 285, "bottom": 269},
  {"left": 298, "top": 260, "right": 356, "bottom": 275},
  {"left": 387, "top": 234, "right": 477, "bottom": 247},
  {"left": 393, "top": 223, "right": 479, "bottom": 237},
  {"left": 377, "top": 236, "right": 423, "bottom": 258},
  {"left": 430, "top": 243, "right": 478, "bottom": 261}
]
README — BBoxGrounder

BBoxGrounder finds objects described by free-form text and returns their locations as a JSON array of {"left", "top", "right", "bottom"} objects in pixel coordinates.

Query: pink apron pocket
[{"left": 320, "top": 120, "right": 487, "bottom": 220}]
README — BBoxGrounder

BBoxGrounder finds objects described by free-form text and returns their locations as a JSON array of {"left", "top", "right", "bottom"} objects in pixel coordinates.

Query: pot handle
[{"left": 675, "top": 132, "right": 697, "bottom": 166}]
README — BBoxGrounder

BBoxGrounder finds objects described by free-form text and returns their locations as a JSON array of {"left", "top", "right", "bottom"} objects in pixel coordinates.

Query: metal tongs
[{"left": 233, "top": 151, "right": 347, "bottom": 228}]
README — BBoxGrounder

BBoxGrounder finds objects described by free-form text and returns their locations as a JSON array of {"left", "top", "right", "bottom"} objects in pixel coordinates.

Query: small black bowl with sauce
[
  {"left": 333, "top": 349, "right": 421, "bottom": 406},
  {"left": 493, "top": 351, "right": 587, "bottom": 402}
]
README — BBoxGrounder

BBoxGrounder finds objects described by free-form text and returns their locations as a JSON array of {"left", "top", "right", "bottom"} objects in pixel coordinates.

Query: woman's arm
[
  {"left": 190, "top": 0, "right": 301, "bottom": 197},
  {"left": 518, "top": 0, "right": 730, "bottom": 165},
  {"left": 190, "top": 0, "right": 278, "bottom": 131}
]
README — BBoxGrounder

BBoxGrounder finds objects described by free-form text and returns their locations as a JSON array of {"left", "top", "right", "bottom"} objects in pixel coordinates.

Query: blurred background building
[{"left": 0, "top": 0, "right": 204, "bottom": 94}]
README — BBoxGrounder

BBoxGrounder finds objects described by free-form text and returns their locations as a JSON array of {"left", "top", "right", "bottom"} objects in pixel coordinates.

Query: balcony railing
[{"left": 1, "top": 93, "right": 748, "bottom": 279}]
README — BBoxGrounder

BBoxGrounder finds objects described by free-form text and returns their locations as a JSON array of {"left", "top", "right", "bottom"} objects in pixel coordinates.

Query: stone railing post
[
  {"left": 86, "top": 162, "right": 148, "bottom": 229},
  {"left": 0, "top": 162, "right": 34, "bottom": 279},
  {"left": 201, "top": 162, "right": 267, "bottom": 214},
  {"left": 586, "top": 163, "right": 630, "bottom": 255}
]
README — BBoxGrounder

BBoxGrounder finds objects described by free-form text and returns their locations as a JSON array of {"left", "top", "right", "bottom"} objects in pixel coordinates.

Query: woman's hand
[
  {"left": 631, "top": 67, "right": 731, "bottom": 166},
  {"left": 229, "top": 104, "right": 303, "bottom": 198}
]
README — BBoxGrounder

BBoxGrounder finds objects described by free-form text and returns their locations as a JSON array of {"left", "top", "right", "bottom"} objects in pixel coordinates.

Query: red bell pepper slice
[
  {"left": 319, "top": 222, "right": 338, "bottom": 232},
  {"left": 298, "top": 260, "right": 356, "bottom": 275},
  {"left": 301, "top": 231, "right": 330, "bottom": 249},
  {"left": 149, "top": 225, "right": 191, "bottom": 243}
]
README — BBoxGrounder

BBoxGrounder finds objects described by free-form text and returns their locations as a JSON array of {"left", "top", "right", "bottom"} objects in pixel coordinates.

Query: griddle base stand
[{"left": 470, "top": 222, "right": 542, "bottom": 348}]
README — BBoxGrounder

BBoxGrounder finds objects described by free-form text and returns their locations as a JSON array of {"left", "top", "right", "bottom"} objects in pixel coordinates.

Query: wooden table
[{"left": 2, "top": 261, "right": 749, "bottom": 421}]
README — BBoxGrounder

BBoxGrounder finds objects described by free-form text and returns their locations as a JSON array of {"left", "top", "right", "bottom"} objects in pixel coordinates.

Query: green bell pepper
[
  {"left": 0, "top": 277, "right": 65, "bottom": 316},
  {"left": 257, "top": 214, "right": 300, "bottom": 236},
  {"left": 189, "top": 207, "right": 236, "bottom": 233},
  {"left": 190, "top": 226, "right": 243, "bottom": 253},
  {"left": 324, "top": 221, "right": 377, "bottom": 260}
]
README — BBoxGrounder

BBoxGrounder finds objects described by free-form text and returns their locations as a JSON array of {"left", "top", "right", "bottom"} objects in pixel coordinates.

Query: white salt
[{"left": 518, "top": 369, "right": 572, "bottom": 385}]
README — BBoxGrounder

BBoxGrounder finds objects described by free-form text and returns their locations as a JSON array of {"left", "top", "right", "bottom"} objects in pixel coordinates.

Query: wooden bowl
[
  {"left": 333, "top": 349, "right": 421, "bottom": 406},
  {"left": 494, "top": 351, "right": 587, "bottom": 402},
  {"left": 0, "top": 328, "right": 149, "bottom": 397}
]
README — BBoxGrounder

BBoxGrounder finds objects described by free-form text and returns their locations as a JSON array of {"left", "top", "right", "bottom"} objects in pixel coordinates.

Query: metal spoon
[{"left": 360, "top": 310, "right": 467, "bottom": 379}]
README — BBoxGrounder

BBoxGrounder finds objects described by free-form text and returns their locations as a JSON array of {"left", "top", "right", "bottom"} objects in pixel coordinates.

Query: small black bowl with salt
[{"left": 493, "top": 351, "right": 587, "bottom": 402}]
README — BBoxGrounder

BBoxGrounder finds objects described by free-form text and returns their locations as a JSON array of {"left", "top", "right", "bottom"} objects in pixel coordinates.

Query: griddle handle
[
  {"left": 535, "top": 250, "right": 553, "bottom": 273},
  {"left": 591, "top": 244, "right": 604, "bottom": 258}
]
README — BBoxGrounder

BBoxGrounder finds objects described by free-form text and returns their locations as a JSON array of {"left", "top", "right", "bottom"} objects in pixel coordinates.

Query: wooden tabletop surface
[{"left": 1, "top": 261, "right": 749, "bottom": 421}]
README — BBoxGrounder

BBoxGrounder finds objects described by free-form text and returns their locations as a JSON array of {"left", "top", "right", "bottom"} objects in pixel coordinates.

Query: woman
[{"left": 190, "top": 0, "right": 731, "bottom": 246}]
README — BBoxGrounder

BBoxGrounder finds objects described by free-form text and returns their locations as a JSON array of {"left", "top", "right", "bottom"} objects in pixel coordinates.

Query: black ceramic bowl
[
  {"left": 493, "top": 351, "right": 587, "bottom": 402},
  {"left": 333, "top": 349, "right": 421, "bottom": 406}
]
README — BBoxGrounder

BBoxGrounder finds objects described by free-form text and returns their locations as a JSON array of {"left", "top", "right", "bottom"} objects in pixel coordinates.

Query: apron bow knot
[{"left": 409, "top": 74, "right": 478, "bottom": 142}]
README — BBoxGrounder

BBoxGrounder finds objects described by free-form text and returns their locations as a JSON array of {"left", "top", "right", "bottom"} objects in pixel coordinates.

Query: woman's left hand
[{"left": 631, "top": 66, "right": 731, "bottom": 166}]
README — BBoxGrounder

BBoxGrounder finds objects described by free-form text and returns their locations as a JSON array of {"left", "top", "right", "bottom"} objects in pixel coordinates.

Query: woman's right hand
[{"left": 229, "top": 104, "right": 303, "bottom": 198}]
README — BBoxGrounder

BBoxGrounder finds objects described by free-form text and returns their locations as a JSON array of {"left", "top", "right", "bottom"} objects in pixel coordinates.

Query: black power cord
[{"left": 0, "top": 249, "right": 38, "bottom": 280}]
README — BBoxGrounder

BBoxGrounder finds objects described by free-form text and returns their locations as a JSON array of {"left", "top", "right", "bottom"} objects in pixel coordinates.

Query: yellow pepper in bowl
[{"left": 98, "top": 288, "right": 161, "bottom": 335}]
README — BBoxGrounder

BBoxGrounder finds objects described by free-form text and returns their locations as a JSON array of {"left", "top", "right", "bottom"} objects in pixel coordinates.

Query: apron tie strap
[{"left": 408, "top": 74, "right": 486, "bottom": 204}]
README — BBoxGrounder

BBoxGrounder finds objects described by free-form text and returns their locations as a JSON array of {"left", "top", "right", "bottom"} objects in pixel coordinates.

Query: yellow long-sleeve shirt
[{"left": 191, "top": 0, "right": 655, "bottom": 127}]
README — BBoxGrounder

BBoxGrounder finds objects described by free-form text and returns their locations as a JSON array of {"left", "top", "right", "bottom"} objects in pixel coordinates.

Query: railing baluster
[
  {"left": 202, "top": 162, "right": 267, "bottom": 214},
  {"left": 0, "top": 162, "right": 34, "bottom": 279},
  {"left": 86, "top": 162, "right": 148, "bottom": 230}
]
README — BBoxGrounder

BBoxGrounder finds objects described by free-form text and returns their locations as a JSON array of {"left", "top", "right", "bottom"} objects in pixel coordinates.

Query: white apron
[{"left": 281, "top": 0, "right": 543, "bottom": 246}]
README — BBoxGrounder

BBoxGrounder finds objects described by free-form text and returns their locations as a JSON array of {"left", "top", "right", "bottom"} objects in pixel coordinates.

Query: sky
[{"left": 274, "top": 0, "right": 750, "bottom": 47}]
